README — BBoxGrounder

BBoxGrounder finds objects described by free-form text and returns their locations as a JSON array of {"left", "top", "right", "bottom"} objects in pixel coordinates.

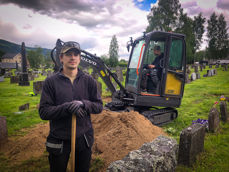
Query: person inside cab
[{"left": 142, "top": 45, "right": 164, "bottom": 93}]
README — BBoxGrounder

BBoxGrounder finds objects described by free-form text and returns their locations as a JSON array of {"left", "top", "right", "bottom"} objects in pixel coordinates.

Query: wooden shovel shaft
[{"left": 71, "top": 114, "right": 76, "bottom": 172}]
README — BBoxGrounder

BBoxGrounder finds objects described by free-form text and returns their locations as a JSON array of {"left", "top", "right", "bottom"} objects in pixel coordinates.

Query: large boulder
[{"left": 107, "top": 135, "right": 178, "bottom": 172}]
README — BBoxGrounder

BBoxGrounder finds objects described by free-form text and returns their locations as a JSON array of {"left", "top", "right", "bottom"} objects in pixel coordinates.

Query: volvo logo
[{"left": 81, "top": 57, "right": 97, "bottom": 66}]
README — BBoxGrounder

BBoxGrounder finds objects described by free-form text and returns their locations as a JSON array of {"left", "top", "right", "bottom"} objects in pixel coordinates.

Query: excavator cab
[{"left": 125, "top": 31, "right": 186, "bottom": 109}]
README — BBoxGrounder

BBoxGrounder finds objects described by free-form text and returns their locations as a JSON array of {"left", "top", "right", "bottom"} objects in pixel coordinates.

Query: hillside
[{"left": 0, "top": 39, "right": 51, "bottom": 56}]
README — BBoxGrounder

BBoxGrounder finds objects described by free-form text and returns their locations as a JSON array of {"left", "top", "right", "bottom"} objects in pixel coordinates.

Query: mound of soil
[{"left": 0, "top": 110, "right": 166, "bottom": 170}]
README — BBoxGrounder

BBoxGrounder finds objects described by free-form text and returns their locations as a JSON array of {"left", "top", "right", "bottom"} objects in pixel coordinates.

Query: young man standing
[{"left": 39, "top": 41, "right": 103, "bottom": 172}]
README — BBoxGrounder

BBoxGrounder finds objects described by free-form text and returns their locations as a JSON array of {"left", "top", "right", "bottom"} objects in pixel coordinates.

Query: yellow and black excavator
[{"left": 51, "top": 31, "right": 186, "bottom": 125}]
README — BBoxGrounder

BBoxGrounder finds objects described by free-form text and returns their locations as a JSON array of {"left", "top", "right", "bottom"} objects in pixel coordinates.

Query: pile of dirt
[
  {"left": 91, "top": 110, "right": 167, "bottom": 168},
  {"left": 0, "top": 110, "right": 166, "bottom": 169}
]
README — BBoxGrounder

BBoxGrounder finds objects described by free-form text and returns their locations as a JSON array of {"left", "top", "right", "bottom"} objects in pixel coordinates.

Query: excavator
[{"left": 51, "top": 31, "right": 186, "bottom": 125}]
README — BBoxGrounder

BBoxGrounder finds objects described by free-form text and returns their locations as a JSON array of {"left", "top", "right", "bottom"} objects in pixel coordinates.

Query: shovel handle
[{"left": 71, "top": 114, "right": 76, "bottom": 172}]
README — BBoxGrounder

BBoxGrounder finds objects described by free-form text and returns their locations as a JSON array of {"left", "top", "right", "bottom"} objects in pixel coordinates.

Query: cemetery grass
[
  {"left": 163, "top": 66, "right": 229, "bottom": 172},
  {"left": 0, "top": 67, "right": 229, "bottom": 171}
]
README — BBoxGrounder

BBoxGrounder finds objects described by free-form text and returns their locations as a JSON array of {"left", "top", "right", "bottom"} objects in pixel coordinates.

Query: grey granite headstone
[
  {"left": 185, "top": 73, "right": 190, "bottom": 83},
  {"left": 208, "top": 107, "right": 220, "bottom": 132},
  {"left": 0, "top": 76, "right": 4, "bottom": 82},
  {"left": 196, "top": 72, "right": 200, "bottom": 79},
  {"left": 10, "top": 76, "right": 19, "bottom": 84},
  {"left": 207, "top": 70, "right": 212, "bottom": 77},
  {"left": 220, "top": 101, "right": 228, "bottom": 122},
  {"left": 33, "top": 81, "right": 44, "bottom": 94},
  {"left": 107, "top": 135, "right": 178, "bottom": 172},
  {"left": 19, "top": 103, "right": 30, "bottom": 111},
  {"left": 194, "top": 65, "right": 198, "bottom": 73},
  {"left": 191, "top": 73, "right": 196, "bottom": 81},
  {"left": 178, "top": 123, "right": 205, "bottom": 166},
  {"left": 0, "top": 116, "right": 8, "bottom": 144},
  {"left": 116, "top": 66, "right": 124, "bottom": 82},
  {"left": 96, "top": 80, "right": 102, "bottom": 96}
]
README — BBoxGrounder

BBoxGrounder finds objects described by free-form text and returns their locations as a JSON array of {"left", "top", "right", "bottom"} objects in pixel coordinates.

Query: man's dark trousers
[{"left": 48, "top": 140, "right": 92, "bottom": 172}]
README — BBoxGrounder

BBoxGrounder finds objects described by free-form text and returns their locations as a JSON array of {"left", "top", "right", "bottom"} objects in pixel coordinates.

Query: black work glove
[{"left": 68, "top": 100, "right": 87, "bottom": 118}]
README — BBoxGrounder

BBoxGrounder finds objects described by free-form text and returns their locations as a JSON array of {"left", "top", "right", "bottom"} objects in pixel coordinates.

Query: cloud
[
  {"left": 181, "top": 1, "right": 197, "bottom": 8},
  {"left": 23, "top": 24, "right": 32, "bottom": 30},
  {"left": 217, "top": 0, "right": 229, "bottom": 10}
]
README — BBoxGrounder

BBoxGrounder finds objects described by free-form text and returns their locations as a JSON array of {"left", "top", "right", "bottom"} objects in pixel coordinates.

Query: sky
[{"left": 0, "top": 0, "right": 228, "bottom": 60}]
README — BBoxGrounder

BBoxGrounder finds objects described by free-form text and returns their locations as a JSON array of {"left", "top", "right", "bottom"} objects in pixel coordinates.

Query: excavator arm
[{"left": 51, "top": 39, "right": 126, "bottom": 96}]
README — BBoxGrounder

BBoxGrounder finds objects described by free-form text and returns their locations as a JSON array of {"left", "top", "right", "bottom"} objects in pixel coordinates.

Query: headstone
[
  {"left": 28, "top": 75, "right": 35, "bottom": 81},
  {"left": 208, "top": 107, "right": 220, "bottom": 132},
  {"left": 96, "top": 80, "right": 102, "bottom": 96},
  {"left": 107, "top": 135, "right": 178, "bottom": 172},
  {"left": 33, "top": 81, "right": 44, "bottom": 94},
  {"left": 200, "top": 65, "right": 203, "bottom": 71},
  {"left": 203, "top": 64, "right": 206, "bottom": 69},
  {"left": 0, "top": 116, "right": 8, "bottom": 145},
  {"left": 47, "top": 70, "right": 53, "bottom": 77},
  {"left": 194, "top": 65, "right": 198, "bottom": 73},
  {"left": 220, "top": 101, "right": 228, "bottom": 122},
  {"left": 19, "top": 103, "right": 30, "bottom": 111},
  {"left": 19, "top": 42, "right": 30, "bottom": 86},
  {"left": 178, "top": 123, "right": 205, "bottom": 166},
  {"left": 209, "top": 64, "right": 212, "bottom": 68},
  {"left": 207, "top": 70, "right": 212, "bottom": 77},
  {"left": 215, "top": 64, "right": 219, "bottom": 68},
  {"left": 225, "top": 64, "right": 228, "bottom": 71},
  {"left": 0, "top": 76, "right": 4, "bottom": 82},
  {"left": 190, "top": 73, "right": 196, "bottom": 81},
  {"left": 186, "top": 66, "right": 191, "bottom": 74},
  {"left": 185, "top": 73, "right": 190, "bottom": 83},
  {"left": 116, "top": 66, "right": 124, "bottom": 82},
  {"left": 10, "top": 76, "right": 19, "bottom": 84},
  {"left": 196, "top": 72, "right": 200, "bottom": 79},
  {"left": 4, "top": 72, "right": 12, "bottom": 78}
]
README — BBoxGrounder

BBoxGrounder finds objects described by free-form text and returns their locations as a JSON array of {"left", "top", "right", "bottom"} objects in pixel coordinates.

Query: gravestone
[
  {"left": 215, "top": 64, "right": 219, "bottom": 68},
  {"left": 4, "top": 72, "right": 12, "bottom": 78},
  {"left": 10, "top": 76, "right": 19, "bottom": 84},
  {"left": 209, "top": 64, "right": 212, "bottom": 68},
  {"left": 47, "top": 70, "right": 53, "bottom": 77},
  {"left": 96, "top": 81, "right": 102, "bottom": 96},
  {"left": 186, "top": 66, "right": 191, "bottom": 74},
  {"left": 0, "top": 116, "right": 8, "bottom": 145},
  {"left": 200, "top": 65, "right": 203, "bottom": 71},
  {"left": 185, "top": 73, "right": 190, "bottom": 83},
  {"left": 196, "top": 72, "right": 200, "bottom": 79},
  {"left": 19, "top": 42, "right": 30, "bottom": 86},
  {"left": 225, "top": 64, "right": 228, "bottom": 71},
  {"left": 220, "top": 101, "right": 228, "bottom": 122},
  {"left": 208, "top": 107, "right": 220, "bottom": 132},
  {"left": 203, "top": 64, "right": 206, "bottom": 69},
  {"left": 116, "top": 66, "right": 124, "bottom": 82},
  {"left": 33, "top": 81, "right": 44, "bottom": 94},
  {"left": 19, "top": 103, "right": 30, "bottom": 111},
  {"left": 207, "top": 70, "right": 212, "bottom": 77},
  {"left": 107, "top": 135, "right": 178, "bottom": 172},
  {"left": 194, "top": 65, "right": 198, "bottom": 73},
  {"left": 178, "top": 123, "right": 205, "bottom": 166},
  {"left": 190, "top": 73, "right": 196, "bottom": 81},
  {"left": 0, "top": 76, "right": 4, "bottom": 82}
]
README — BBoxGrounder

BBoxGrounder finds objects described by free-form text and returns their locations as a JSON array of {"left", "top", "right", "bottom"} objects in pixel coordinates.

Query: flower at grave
[
  {"left": 192, "top": 118, "right": 209, "bottom": 131},
  {"left": 213, "top": 101, "right": 219, "bottom": 108},
  {"left": 220, "top": 95, "right": 226, "bottom": 101}
]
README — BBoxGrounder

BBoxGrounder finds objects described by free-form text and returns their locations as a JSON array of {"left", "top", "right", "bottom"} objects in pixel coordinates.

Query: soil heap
[{"left": 0, "top": 110, "right": 166, "bottom": 169}]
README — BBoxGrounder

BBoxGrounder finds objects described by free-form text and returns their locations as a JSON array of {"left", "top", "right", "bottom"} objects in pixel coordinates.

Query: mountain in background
[{"left": 0, "top": 39, "right": 51, "bottom": 58}]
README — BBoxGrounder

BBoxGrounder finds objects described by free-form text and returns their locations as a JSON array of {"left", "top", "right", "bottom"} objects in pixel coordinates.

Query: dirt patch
[{"left": 0, "top": 110, "right": 166, "bottom": 170}]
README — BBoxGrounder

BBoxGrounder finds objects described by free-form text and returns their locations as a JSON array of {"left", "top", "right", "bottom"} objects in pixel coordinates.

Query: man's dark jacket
[{"left": 39, "top": 69, "right": 103, "bottom": 144}]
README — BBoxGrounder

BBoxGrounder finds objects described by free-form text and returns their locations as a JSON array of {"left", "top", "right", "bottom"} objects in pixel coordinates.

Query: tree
[
  {"left": 146, "top": 0, "right": 181, "bottom": 32},
  {"left": 193, "top": 13, "right": 206, "bottom": 52},
  {"left": 27, "top": 47, "right": 44, "bottom": 69},
  {"left": 108, "top": 35, "right": 119, "bottom": 67},
  {"left": 176, "top": 9, "right": 195, "bottom": 64},
  {"left": 217, "top": 14, "right": 229, "bottom": 59},
  {"left": 101, "top": 54, "right": 110, "bottom": 66},
  {"left": 207, "top": 12, "right": 219, "bottom": 60}
]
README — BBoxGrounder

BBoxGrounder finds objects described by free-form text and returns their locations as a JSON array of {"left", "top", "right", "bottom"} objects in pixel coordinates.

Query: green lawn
[{"left": 0, "top": 66, "right": 229, "bottom": 171}]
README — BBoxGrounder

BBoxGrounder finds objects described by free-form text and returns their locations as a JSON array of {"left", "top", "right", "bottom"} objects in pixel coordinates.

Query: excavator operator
[{"left": 143, "top": 45, "right": 164, "bottom": 93}]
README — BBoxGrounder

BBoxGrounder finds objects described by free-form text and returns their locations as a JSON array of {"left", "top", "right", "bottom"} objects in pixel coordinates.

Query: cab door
[{"left": 163, "top": 36, "right": 186, "bottom": 98}]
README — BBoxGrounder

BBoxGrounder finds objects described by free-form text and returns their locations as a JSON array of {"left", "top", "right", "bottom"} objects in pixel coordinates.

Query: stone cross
[{"left": 19, "top": 42, "right": 30, "bottom": 86}]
